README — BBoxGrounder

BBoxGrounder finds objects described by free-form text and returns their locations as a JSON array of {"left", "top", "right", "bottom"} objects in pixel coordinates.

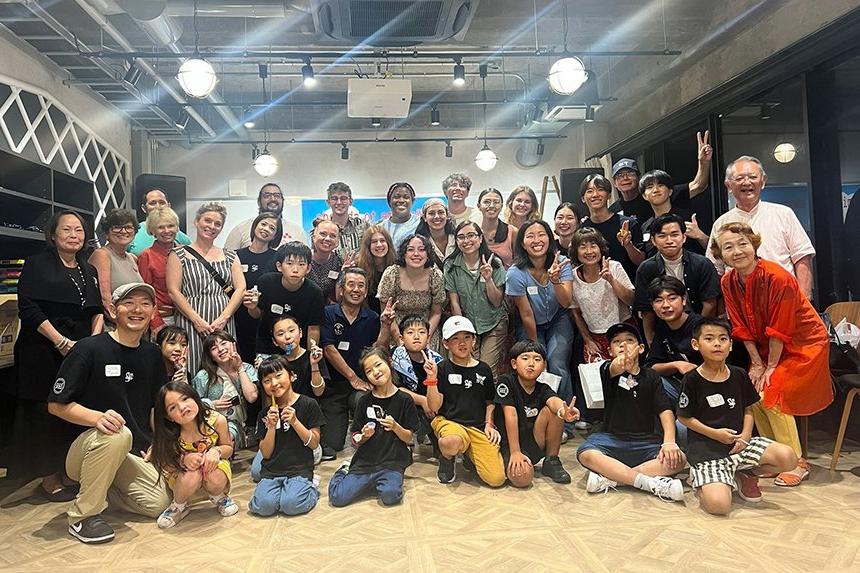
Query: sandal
[{"left": 774, "top": 458, "right": 810, "bottom": 487}]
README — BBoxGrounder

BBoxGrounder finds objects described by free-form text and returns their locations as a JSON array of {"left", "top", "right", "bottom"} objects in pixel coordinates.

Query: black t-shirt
[
  {"left": 255, "top": 394, "right": 323, "bottom": 479},
  {"left": 645, "top": 313, "right": 704, "bottom": 381},
  {"left": 633, "top": 250, "right": 721, "bottom": 314},
  {"left": 411, "top": 358, "right": 428, "bottom": 393},
  {"left": 599, "top": 362, "right": 672, "bottom": 441},
  {"left": 47, "top": 333, "right": 168, "bottom": 454},
  {"left": 436, "top": 359, "right": 495, "bottom": 428},
  {"left": 284, "top": 349, "right": 330, "bottom": 398},
  {"left": 255, "top": 273, "right": 325, "bottom": 354},
  {"left": 580, "top": 213, "right": 644, "bottom": 281},
  {"left": 677, "top": 366, "right": 760, "bottom": 465},
  {"left": 493, "top": 373, "right": 557, "bottom": 446},
  {"left": 236, "top": 247, "right": 278, "bottom": 289},
  {"left": 610, "top": 184, "right": 692, "bottom": 223},
  {"left": 350, "top": 390, "right": 419, "bottom": 474}
]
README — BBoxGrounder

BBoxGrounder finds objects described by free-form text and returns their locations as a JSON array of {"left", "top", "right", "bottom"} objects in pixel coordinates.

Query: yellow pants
[
  {"left": 431, "top": 416, "right": 505, "bottom": 487},
  {"left": 752, "top": 401, "right": 802, "bottom": 458}
]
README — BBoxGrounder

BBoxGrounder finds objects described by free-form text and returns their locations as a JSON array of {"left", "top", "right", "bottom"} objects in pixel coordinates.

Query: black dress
[
  {"left": 10, "top": 248, "right": 102, "bottom": 478},
  {"left": 235, "top": 247, "right": 278, "bottom": 362}
]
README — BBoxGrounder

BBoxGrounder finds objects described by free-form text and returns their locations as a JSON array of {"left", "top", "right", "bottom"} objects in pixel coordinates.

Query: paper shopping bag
[{"left": 578, "top": 360, "right": 605, "bottom": 409}]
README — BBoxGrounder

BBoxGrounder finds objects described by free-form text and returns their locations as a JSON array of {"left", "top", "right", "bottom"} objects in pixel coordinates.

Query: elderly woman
[
  {"left": 713, "top": 221, "right": 832, "bottom": 487},
  {"left": 166, "top": 202, "right": 246, "bottom": 374},
  {"left": 137, "top": 207, "right": 182, "bottom": 332},
  {"left": 503, "top": 185, "right": 541, "bottom": 229},
  {"left": 89, "top": 208, "right": 143, "bottom": 315},
  {"left": 379, "top": 181, "right": 421, "bottom": 249},
  {"left": 11, "top": 211, "right": 102, "bottom": 500},
  {"left": 477, "top": 188, "right": 518, "bottom": 268},
  {"left": 416, "top": 198, "right": 455, "bottom": 269}
]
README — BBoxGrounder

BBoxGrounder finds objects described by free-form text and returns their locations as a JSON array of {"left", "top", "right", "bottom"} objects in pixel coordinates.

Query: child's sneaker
[
  {"left": 649, "top": 476, "right": 685, "bottom": 502},
  {"left": 437, "top": 456, "right": 456, "bottom": 483},
  {"left": 586, "top": 471, "right": 617, "bottom": 493},
  {"left": 157, "top": 502, "right": 189, "bottom": 529},
  {"left": 735, "top": 471, "right": 762, "bottom": 502},
  {"left": 541, "top": 455, "right": 571, "bottom": 484},
  {"left": 336, "top": 459, "right": 351, "bottom": 475},
  {"left": 461, "top": 455, "right": 476, "bottom": 474},
  {"left": 574, "top": 420, "right": 591, "bottom": 431},
  {"left": 214, "top": 496, "right": 239, "bottom": 517}
]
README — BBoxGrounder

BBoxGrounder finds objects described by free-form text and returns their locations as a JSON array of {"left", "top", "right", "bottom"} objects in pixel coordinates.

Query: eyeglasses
[
  {"left": 614, "top": 171, "right": 637, "bottom": 180},
  {"left": 731, "top": 174, "right": 761, "bottom": 183},
  {"left": 456, "top": 232, "right": 480, "bottom": 242},
  {"left": 110, "top": 225, "right": 136, "bottom": 234},
  {"left": 480, "top": 199, "right": 502, "bottom": 206},
  {"left": 261, "top": 192, "right": 283, "bottom": 199},
  {"left": 328, "top": 195, "right": 351, "bottom": 203}
]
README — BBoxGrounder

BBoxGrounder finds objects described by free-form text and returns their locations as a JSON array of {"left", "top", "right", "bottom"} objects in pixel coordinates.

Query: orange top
[{"left": 722, "top": 258, "right": 833, "bottom": 416}]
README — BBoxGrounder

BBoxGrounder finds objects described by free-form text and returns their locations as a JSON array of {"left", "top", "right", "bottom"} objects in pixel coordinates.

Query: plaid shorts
[{"left": 689, "top": 437, "right": 774, "bottom": 489}]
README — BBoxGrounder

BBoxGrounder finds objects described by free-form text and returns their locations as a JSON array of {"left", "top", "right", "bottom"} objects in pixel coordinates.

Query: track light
[
  {"left": 122, "top": 60, "right": 142, "bottom": 86},
  {"left": 177, "top": 58, "right": 218, "bottom": 98},
  {"left": 253, "top": 149, "right": 279, "bottom": 176},
  {"left": 536, "top": 139, "right": 545, "bottom": 156},
  {"left": 445, "top": 141, "right": 453, "bottom": 158},
  {"left": 174, "top": 107, "right": 190, "bottom": 130},
  {"left": 341, "top": 142, "right": 349, "bottom": 160},
  {"left": 242, "top": 106, "right": 255, "bottom": 129},
  {"left": 371, "top": 117, "right": 381, "bottom": 127},
  {"left": 547, "top": 56, "right": 588, "bottom": 95},
  {"left": 475, "top": 143, "right": 498, "bottom": 172},
  {"left": 585, "top": 106, "right": 595, "bottom": 122},
  {"left": 760, "top": 104, "right": 772, "bottom": 120},
  {"left": 431, "top": 108, "right": 440, "bottom": 126},
  {"left": 302, "top": 62, "right": 316, "bottom": 87},
  {"left": 453, "top": 60, "right": 466, "bottom": 87}
]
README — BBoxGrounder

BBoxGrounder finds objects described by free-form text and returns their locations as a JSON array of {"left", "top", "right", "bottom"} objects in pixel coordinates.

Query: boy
[
  {"left": 577, "top": 323, "right": 687, "bottom": 502},
  {"left": 426, "top": 316, "right": 505, "bottom": 486},
  {"left": 677, "top": 318, "right": 797, "bottom": 515},
  {"left": 494, "top": 340, "right": 580, "bottom": 486},
  {"left": 246, "top": 241, "right": 325, "bottom": 360}
]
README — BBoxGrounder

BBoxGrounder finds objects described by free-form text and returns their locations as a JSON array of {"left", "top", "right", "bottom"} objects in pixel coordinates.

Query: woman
[
  {"left": 356, "top": 225, "right": 396, "bottom": 315},
  {"left": 415, "top": 198, "right": 455, "bottom": 269},
  {"left": 309, "top": 219, "right": 344, "bottom": 303},
  {"left": 478, "top": 188, "right": 518, "bottom": 268},
  {"left": 377, "top": 233, "right": 445, "bottom": 350},
  {"left": 379, "top": 181, "right": 421, "bottom": 249},
  {"left": 12, "top": 211, "right": 102, "bottom": 499},
  {"left": 444, "top": 221, "right": 508, "bottom": 376},
  {"left": 166, "top": 202, "right": 246, "bottom": 375},
  {"left": 138, "top": 207, "right": 182, "bottom": 332},
  {"left": 553, "top": 202, "right": 580, "bottom": 256},
  {"left": 235, "top": 211, "right": 280, "bottom": 362},
  {"left": 89, "top": 208, "right": 143, "bottom": 315},
  {"left": 503, "top": 185, "right": 540, "bottom": 229},
  {"left": 505, "top": 220, "right": 575, "bottom": 405},
  {"left": 568, "top": 228, "right": 635, "bottom": 361},
  {"left": 714, "top": 222, "right": 832, "bottom": 487}
]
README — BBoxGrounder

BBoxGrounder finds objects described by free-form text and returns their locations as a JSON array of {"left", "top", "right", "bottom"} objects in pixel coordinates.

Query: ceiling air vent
[{"left": 311, "top": 0, "right": 480, "bottom": 46}]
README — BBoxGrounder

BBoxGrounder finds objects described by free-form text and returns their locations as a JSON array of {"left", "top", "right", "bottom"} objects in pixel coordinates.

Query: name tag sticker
[
  {"left": 526, "top": 286, "right": 539, "bottom": 295},
  {"left": 270, "top": 304, "right": 284, "bottom": 315},
  {"left": 337, "top": 341, "right": 350, "bottom": 351},
  {"left": 241, "top": 264, "right": 249, "bottom": 272},
  {"left": 448, "top": 373, "right": 463, "bottom": 385},
  {"left": 642, "top": 233, "right": 650, "bottom": 243},
  {"left": 105, "top": 364, "right": 121, "bottom": 377},
  {"left": 706, "top": 394, "right": 726, "bottom": 408},
  {"left": 328, "top": 270, "right": 340, "bottom": 280}
]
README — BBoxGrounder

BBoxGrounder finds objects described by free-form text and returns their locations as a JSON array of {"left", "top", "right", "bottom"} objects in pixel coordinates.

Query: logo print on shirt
[
  {"left": 124, "top": 372, "right": 134, "bottom": 384},
  {"left": 475, "top": 374, "right": 486, "bottom": 386},
  {"left": 251, "top": 264, "right": 259, "bottom": 273},
  {"left": 334, "top": 322, "right": 345, "bottom": 336},
  {"left": 524, "top": 406, "right": 538, "bottom": 418},
  {"left": 727, "top": 398, "right": 736, "bottom": 409},
  {"left": 284, "top": 304, "right": 292, "bottom": 314},
  {"left": 53, "top": 378, "right": 66, "bottom": 394},
  {"left": 678, "top": 392, "right": 689, "bottom": 409},
  {"left": 496, "top": 383, "right": 509, "bottom": 398}
]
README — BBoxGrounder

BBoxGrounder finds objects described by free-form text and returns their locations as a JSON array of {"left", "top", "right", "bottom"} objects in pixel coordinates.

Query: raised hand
[
  {"left": 560, "top": 396, "right": 580, "bottom": 423},
  {"left": 616, "top": 220, "right": 632, "bottom": 246},
  {"left": 422, "top": 349, "right": 438, "bottom": 380},
  {"left": 684, "top": 213, "right": 707, "bottom": 241},
  {"left": 281, "top": 405, "right": 297, "bottom": 426},
  {"left": 548, "top": 252, "right": 569, "bottom": 284},
  {"left": 598, "top": 256, "right": 613, "bottom": 283},
  {"left": 226, "top": 343, "right": 243, "bottom": 374},
  {"left": 309, "top": 339, "right": 323, "bottom": 364},
  {"left": 264, "top": 405, "right": 279, "bottom": 430},
  {"left": 380, "top": 298, "right": 397, "bottom": 326},
  {"left": 479, "top": 254, "right": 494, "bottom": 281},
  {"left": 697, "top": 130, "right": 713, "bottom": 163},
  {"left": 242, "top": 287, "right": 259, "bottom": 309},
  {"left": 361, "top": 421, "right": 376, "bottom": 440},
  {"left": 341, "top": 251, "right": 358, "bottom": 270}
]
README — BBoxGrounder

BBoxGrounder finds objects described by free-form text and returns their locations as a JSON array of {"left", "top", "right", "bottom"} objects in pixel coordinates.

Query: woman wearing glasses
[
  {"left": 89, "top": 209, "right": 144, "bottom": 316},
  {"left": 379, "top": 182, "right": 421, "bottom": 250},
  {"left": 477, "top": 188, "right": 518, "bottom": 268},
  {"left": 444, "top": 221, "right": 508, "bottom": 376}
]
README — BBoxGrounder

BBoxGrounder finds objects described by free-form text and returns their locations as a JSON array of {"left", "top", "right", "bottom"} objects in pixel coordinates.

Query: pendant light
[
  {"left": 474, "top": 64, "right": 497, "bottom": 172},
  {"left": 176, "top": 1, "right": 217, "bottom": 98}
]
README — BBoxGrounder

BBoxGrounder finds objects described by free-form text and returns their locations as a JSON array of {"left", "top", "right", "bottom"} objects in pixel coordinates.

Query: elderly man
[
  {"left": 442, "top": 173, "right": 482, "bottom": 226},
  {"left": 127, "top": 188, "right": 191, "bottom": 255},
  {"left": 706, "top": 155, "right": 815, "bottom": 299},
  {"left": 223, "top": 183, "right": 308, "bottom": 251},
  {"left": 322, "top": 182, "right": 368, "bottom": 258}
]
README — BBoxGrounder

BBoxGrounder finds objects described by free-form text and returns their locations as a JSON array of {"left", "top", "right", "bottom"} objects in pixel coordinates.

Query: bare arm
[
  {"left": 88, "top": 249, "right": 114, "bottom": 311},
  {"left": 552, "top": 279, "right": 573, "bottom": 309},
  {"left": 700, "top": 299, "right": 717, "bottom": 318},
  {"left": 216, "top": 255, "right": 246, "bottom": 324},
  {"left": 641, "top": 310, "right": 657, "bottom": 345},
  {"left": 794, "top": 255, "right": 813, "bottom": 300},
  {"left": 426, "top": 380, "right": 443, "bottom": 413},
  {"left": 448, "top": 291, "right": 463, "bottom": 316},
  {"left": 624, "top": 243, "right": 646, "bottom": 265},
  {"left": 427, "top": 302, "right": 442, "bottom": 342},
  {"left": 502, "top": 405, "right": 521, "bottom": 454},
  {"left": 513, "top": 295, "right": 538, "bottom": 341},
  {"left": 166, "top": 251, "right": 205, "bottom": 324},
  {"left": 657, "top": 410, "right": 677, "bottom": 444},
  {"left": 323, "top": 345, "right": 369, "bottom": 392},
  {"left": 484, "top": 278, "right": 504, "bottom": 307},
  {"left": 48, "top": 401, "right": 104, "bottom": 428},
  {"left": 688, "top": 130, "right": 713, "bottom": 198}
]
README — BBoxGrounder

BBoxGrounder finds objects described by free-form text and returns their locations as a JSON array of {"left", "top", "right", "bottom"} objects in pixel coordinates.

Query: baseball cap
[
  {"left": 612, "top": 158, "right": 640, "bottom": 177},
  {"left": 442, "top": 315, "right": 476, "bottom": 340},
  {"left": 606, "top": 322, "right": 642, "bottom": 345},
  {"left": 111, "top": 282, "right": 156, "bottom": 304}
]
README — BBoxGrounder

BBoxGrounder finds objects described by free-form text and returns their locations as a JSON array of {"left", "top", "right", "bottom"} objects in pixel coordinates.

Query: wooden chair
[{"left": 824, "top": 302, "right": 860, "bottom": 471}]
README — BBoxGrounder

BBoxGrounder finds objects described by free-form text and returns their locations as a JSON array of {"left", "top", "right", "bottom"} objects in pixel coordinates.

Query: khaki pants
[
  {"left": 65, "top": 427, "right": 171, "bottom": 524},
  {"left": 752, "top": 401, "right": 802, "bottom": 458},
  {"left": 475, "top": 315, "right": 509, "bottom": 378}
]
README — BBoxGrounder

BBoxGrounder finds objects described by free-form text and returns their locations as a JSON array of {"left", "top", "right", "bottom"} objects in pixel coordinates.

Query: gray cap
[
  {"left": 612, "top": 158, "right": 640, "bottom": 177},
  {"left": 111, "top": 282, "right": 156, "bottom": 304}
]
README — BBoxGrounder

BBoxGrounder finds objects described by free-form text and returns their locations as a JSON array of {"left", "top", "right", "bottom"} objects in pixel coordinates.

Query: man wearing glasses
[
  {"left": 707, "top": 155, "right": 815, "bottom": 299},
  {"left": 319, "top": 182, "right": 369, "bottom": 258},
  {"left": 224, "top": 183, "right": 309, "bottom": 251}
]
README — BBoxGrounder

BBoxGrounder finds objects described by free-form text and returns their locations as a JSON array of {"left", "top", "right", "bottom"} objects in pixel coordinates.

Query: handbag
[
  {"left": 578, "top": 360, "right": 606, "bottom": 409},
  {"left": 183, "top": 246, "right": 235, "bottom": 296},
  {"left": 821, "top": 312, "right": 860, "bottom": 376}
]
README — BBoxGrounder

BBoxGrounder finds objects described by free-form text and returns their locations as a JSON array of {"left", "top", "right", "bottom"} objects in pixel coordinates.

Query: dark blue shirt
[{"left": 321, "top": 303, "right": 381, "bottom": 385}]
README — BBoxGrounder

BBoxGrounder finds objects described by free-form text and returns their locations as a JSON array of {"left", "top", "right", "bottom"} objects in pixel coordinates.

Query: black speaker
[
  {"left": 135, "top": 174, "right": 187, "bottom": 232},
  {"left": 559, "top": 167, "right": 603, "bottom": 219}
]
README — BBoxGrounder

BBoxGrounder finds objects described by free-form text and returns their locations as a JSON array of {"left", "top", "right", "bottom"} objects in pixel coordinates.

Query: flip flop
[{"left": 774, "top": 459, "right": 810, "bottom": 487}]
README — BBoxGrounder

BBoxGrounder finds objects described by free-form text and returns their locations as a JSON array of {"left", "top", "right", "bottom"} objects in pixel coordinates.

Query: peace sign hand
[
  {"left": 479, "top": 255, "right": 494, "bottom": 281},
  {"left": 561, "top": 396, "right": 580, "bottom": 423},
  {"left": 616, "top": 220, "right": 632, "bottom": 246},
  {"left": 380, "top": 298, "right": 397, "bottom": 326},
  {"left": 548, "top": 252, "right": 569, "bottom": 284},
  {"left": 422, "top": 349, "right": 438, "bottom": 380},
  {"left": 598, "top": 256, "right": 613, "bottom": 283},
  {"left": 697, "top": 130, "right": 713, "bottom": 162},
  {"left": 341, "top": 251, "right": 358, "bottom": 270}
]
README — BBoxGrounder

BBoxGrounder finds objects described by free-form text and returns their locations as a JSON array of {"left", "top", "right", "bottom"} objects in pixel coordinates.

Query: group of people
[{"left": 9, "top": 132, "right": 834, "bottom": 544}]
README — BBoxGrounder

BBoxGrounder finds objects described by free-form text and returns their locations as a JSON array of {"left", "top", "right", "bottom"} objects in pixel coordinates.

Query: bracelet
[
  {"left": 310, "top": 378, "right": 325, "bottom": 389},
  {"left": 423, "top": 378, "right": 437, "bottom": 387},
  {"left": 55, "top": 336, "right": 69, "bottom": 350},
  {"left": 556, "top": 407, "right": 566, "bottom": 419},
  {"left": 303, "top": 432, "right": 313, "bottom": 447},
  {"left": 311, "top": 368, "right": 321, "bottom": 372},
  {"left": 352, "top": 432, "right": 363, "bottom": 444}
]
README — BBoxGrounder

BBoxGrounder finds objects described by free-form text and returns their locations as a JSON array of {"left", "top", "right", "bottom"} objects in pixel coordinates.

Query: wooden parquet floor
[{"left": 2, "top": 430, "right": 859, "bottom": 573}]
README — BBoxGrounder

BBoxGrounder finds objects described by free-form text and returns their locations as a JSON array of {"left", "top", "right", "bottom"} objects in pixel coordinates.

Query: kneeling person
[
  {"left": 495, "top": 341, "right": 580, "bottom": 486},
  {"left": 577, "top": 323, "right": 687, "bottom": 501}
]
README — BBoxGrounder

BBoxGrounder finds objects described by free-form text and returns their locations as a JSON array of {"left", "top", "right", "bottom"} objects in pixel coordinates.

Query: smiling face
[
  {"left": 511, "top": 350, "right": 545, "bottom": 382},
  {"left": 108, "top": 221, "right": 137, "bottom": 248},
  {"left": 576, "top": 240, "right": 602, "bottom": 266},
  {"left": 259, "top": 184, "right": 284, "bottom": 214},
  {"left": 164, "top": 390, "right": 199, "bottom": 425},
  {"left": 277, "top": 255, "right": 310, "bottom": 286},
  {"left": 522, "top": 222, "right": 550, "bottom": 259},
  {"left": 455, "top": 223, "right": 482, "bottom": 256},
  {"left": 692, "top": 324, "right": 732, "bottom": 361},
  {"left": 369, "top": 232, "right": 389, "bottom": 259},
  {"left": 716, "top": 230, "right": 757, "bottom": 274},
  {"left": 388, "top": 187, "right": 414, "bottom": 218},
  {"left": 726, "top": 160, "right": 765, "bottom": 211},
  {"left": 511, "top": 192, "right": 533, "bottom": 218},
  {"left": 327, "top": 190, "right": 352, "bottom": 217},
  {"left": 651, "top": 289, "right": 687, "bottom": 323},
  {"left": 643, "top": 182, "right": 671, "bottom": 207},
  {"left": 443, "top": 331, "right": 475, "bottom": 361},
  {"left": 651, "top": 222, "right": 685, "bottom": 259},
  {"left": 53, "top": 214, "right": 86, "bottom": 254},
  {"left": 341, "top": 272, "right": 368, "bottom": 306},
  {"left": 161, "top": 335, "right": 188, "bottom": 365},
  {"left": 402, "top": 322, "right": 429, "bottom": 353},
  {"left": 479, "top": 192, "right": 503, "bottom": 219},
  {"left": 154, "top": 219, "right": 178, "bottom": 245},
  {"left": 143, "top": 190, "right": 170, "bottom": 214},
  {"left": 195, "top": 210, "right": 224, "bottom": 242},
  {"left": 423, "top": 203, "right": 449, "bottom": 232},
  {"left": 445, "top": 180, "right": 469, "bottom": 204},
  {"left": 209, "top": 337, "right": 233, "bottom": 365},
  {"left": 313, "top": 221, "right": 339, "bottom": 254},
  {"left": 262, "top": 368, "right": 292, "bottom": 400},
  {"left": 109, "top": 291, "right": 155, "bottom": 333},
  {"left": 253, "top": 217, "right": 278, "bottom": 244},
  {"left": 613, "top": 169, "right": 639, "bottom": 195},
  {"left": 272, "top": 317, "right": 302, "bottom": 352},
  {"left": 554, "top": 207, "right": 577, "bottom": 239},
  {"left": 583, "top": 184, "right": 610, "bottom": 212},
  {"left": 362, "top": 353, "right": 392, "bottom": 387},
  {"left": 404, "top": 237, "right": 428, "bottom": 269}
]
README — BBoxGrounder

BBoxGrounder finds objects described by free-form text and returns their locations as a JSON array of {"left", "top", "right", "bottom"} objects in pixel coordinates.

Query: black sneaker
[
  {"left": 437, "top": 456, "right": 456, "bottom": 483},
  {"left": 68, "top": 515, "right": 115, "bottom": 544},
  {"left": 541, "top": 455, "right": 571, "bottom": 484},
  {"left": 321, "top": 445, "right": 337, "bottom": 461},
  {"left": 462, "top": 455, "right": 476, "bottom": 474}
]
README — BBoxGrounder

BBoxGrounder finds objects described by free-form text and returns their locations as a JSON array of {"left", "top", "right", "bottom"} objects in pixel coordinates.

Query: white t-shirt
[
  {"left": 707, "top": 201, "right": 815, "bottom": 275},
  {"left": 569, "top": 260, "right": 634, "bottom": 334},
  {"left": 223, "top": 216, "right": 309, "bottom": 251}
]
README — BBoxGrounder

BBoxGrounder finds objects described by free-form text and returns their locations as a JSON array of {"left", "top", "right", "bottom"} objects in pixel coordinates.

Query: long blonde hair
[{"left": 502, "top": 185, "right": 540, "bottom": 224}]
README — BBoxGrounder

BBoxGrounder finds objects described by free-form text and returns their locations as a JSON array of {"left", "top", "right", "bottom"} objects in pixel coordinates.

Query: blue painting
[{"left": 300, "top": 196, "right": 444, "bottom": 233}]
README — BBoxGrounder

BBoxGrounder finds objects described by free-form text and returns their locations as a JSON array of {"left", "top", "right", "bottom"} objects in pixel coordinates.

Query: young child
[
  {"left": 678, "top": 318, "right": 797, "bottom": 515},
  {"left": 249, "top": 356, "right": 323, "bottom": 516},
  {"left": 494, "top": 340, "right": 580, "bottom": 487},
  {"left": 156, "top": 325, "right": 189, "bottom": 383},
  {"left": 191, "top": 330, "right": 259, "bottom": 449},
  {"left": 270, "top": 315, "right": 327, "bottom": 398},
  {"left": 329, "top": 347, "right": 419, "bottom": 507},
  {"left": 427, "top": 316, "right": 505, "bottom": 487},
  {"left": 150, "top": 381, "right": 238, "bottom": 529},
  {"left": 577, "top": 323, "right": 687, "bottom": 501}
]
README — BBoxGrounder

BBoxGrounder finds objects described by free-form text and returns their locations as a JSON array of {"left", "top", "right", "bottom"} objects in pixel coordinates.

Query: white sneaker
[
  {"left": 157, "top": 502, "right": 189, "bottom": 529},
  {"left": 214, "top": 496, "right": 239, "bottom": 517},
  {"left": 336, "top": 459, "right": 351, "bottom": 475},
  {"left": 313, "top": 445, "right": 322, "bottom": 466},
  {"left": 586, "top": 471, "right": 617, "bottom": 493},
  {"left": 574, "top": 421, "right": 591, "bottom": 431},
  {"left": 650, "top": 476, "right": 685, "bottom": 502}
]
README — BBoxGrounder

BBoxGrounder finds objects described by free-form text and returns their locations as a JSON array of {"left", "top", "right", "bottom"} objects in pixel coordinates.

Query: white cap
[
  {"left": 111, "top": 282, "right": 155, "bottom": 303},
  {"left": 442, "top": 315, "right": 476, "bottom": 340}
]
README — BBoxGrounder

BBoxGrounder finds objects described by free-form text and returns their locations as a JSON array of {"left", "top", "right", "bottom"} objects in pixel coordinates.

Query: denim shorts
[{"left": 576, "top": 432, "right": 662, "bottom": 467}]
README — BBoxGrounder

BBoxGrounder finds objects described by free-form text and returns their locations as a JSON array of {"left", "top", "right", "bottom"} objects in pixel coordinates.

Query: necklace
[{"left": 68, "top": 265, "right": 86, "bottom": 308}]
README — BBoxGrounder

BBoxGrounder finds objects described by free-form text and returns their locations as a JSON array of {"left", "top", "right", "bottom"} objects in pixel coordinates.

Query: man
[
  {"left": 321, "top": 182, "right": 369, "bottom": 258},
  {"left": 48, "top": 283, "right": 170, "bottom": 544},
  {"left": 127, "top": 188, "right": 191, "bottom": 255},
  {"left": 639, "top": 170, "right": 709, "bottom": 256},
  {"left": 633, "top": 213, "right": 720, "bottom": 343},
  {"left": 320, "top": 268, "right": 393, "bottom": 459},
  {"left": 442, "top": 173, "right": 482, "bottom": 226},
  {"left": 707, "top": 155, "right": 815, "bottom": 299},
  {"left": 308, "top": 219, "right": 344, "bottom": 303},
  {"left": 610, "top": 131, "right": 713, "bottom": 223},
  {"left": 224, "top": 183, "right": 309, "bottom": 251}
]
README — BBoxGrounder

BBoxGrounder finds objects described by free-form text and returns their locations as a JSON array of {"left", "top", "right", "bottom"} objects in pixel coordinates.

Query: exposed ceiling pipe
[{"left": 163, "top": 0, "right": 307, "bottom": 18}]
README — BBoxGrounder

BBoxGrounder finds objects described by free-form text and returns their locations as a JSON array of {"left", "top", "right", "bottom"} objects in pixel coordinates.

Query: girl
[
  {"left": 503, "top": 186, "right": 540, "bottom": 229},
  {"left": 356, "top": 225, "right": 396, "bottom": 315},
  {"left": 415, "top": 198, "right": 455, "bottom": 269},
  {"left": 443, "top": 221, "right": 508, "bottom": 376},
  {"left": 328, "top": 347, "right": 419, "bottom": 507},
  {"left": 478, "top": 188, "right": 518, "bottom": 268},
  {"left": 151, "top": 381, "right": 238, "bottom": 529},
  {"left": 553, "top": 202, "right": 580, "bottom": 256},
  {"left": 249, "top": 356, "right": 323, "bottom": 516},
  {"left": 192, "top": 330, "right": 259, "bottom": 449},
  {"left": 156, "top": 325, "right": 190, "bottom": 384},
  {"left": 271, "top": 315, "right": 327, "bottom": 398}
]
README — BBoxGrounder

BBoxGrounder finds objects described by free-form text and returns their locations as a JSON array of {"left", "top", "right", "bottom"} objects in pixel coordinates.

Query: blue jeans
[
  {"left": 576, "top": 432, "right": 662, "bottom": 467},
  {"left": 251, "top": 450, "right": 263, "bottom": 482},
  {"left": 249, "top": 475, "right": 318, "bottom": 516},
  {"left": 660, "top": 377, "right": 687, "bottom": 448},
  {"left": 518, "top": 310, "right": 574, "bottom": 403},
  {"left": 328, "top": 469, "right": 404, "bottom": 507}
]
